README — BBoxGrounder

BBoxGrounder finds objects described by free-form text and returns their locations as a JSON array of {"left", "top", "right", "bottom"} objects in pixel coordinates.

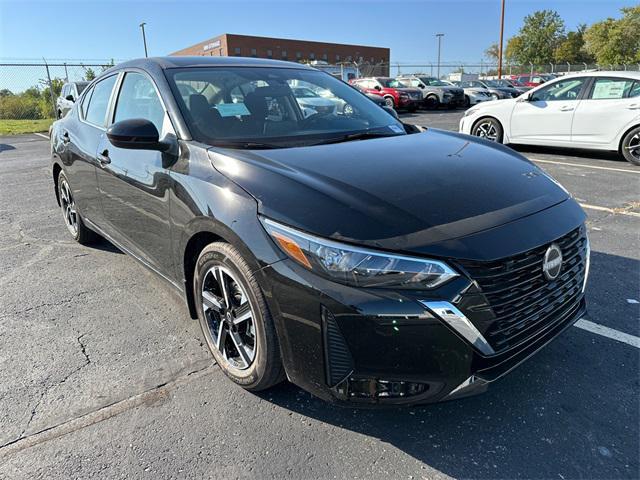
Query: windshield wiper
[
  {"left": 311, "top": 130, "right": 404, "bottom": 146},
  {"left": 212, "top": 141, "right": 281, "bottom": 150}
]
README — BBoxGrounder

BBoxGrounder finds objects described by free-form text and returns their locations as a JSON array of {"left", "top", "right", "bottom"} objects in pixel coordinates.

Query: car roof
[{"left": 109, "top": 56, "right": 315, "bottom": 71}]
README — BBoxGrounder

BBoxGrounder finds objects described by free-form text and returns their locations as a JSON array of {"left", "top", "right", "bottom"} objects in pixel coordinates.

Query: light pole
[
  {"left": 139, "top": 22, "right": 148, "bottom": 58},
  {"left": 435, "top": 33, "right": 444, "bottom": 79},
  {"left": 497, "top": 0, "right": 506, "bottom": 78}
]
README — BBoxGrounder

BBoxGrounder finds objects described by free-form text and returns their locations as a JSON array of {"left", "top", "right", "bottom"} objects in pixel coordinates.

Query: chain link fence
[
  {"left": 2, "top": 59, "right": 638, "bottom": 128},
  {"left": 0, "top": 62, "right": 115, "bottom": 125}
]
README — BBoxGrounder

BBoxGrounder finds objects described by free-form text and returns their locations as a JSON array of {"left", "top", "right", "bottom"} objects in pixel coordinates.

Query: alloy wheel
[
  {"left": 625, "top": 132, "right": 640, "bottom": 162},
  {"left": 384, "top": 97, "right": 394, "bottom": 108},
  {"left": 59, "top": 178, "right": 78, "bottom": 236},
  {"left": 473, "top": 121, "right": 499, "bottom": 142},
  {"left": 201, "top": 265, "right": 257, "bottom": 371}
]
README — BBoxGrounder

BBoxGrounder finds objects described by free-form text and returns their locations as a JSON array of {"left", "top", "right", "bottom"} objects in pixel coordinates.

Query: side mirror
[
  {"left": 418, "top": 84, "right": 425, "bottom": 89},
  {"left": 382, "top": 105, "right": 399, "bottom": 119},
  {"left": 374, "top": 85, "right": 382, "bottom": 91},
  {"left": 65, "top": 95, "right": 75, "bottom": 102},
  {"left": 107, "top": 118, "right": 170, "bottom": 151}
]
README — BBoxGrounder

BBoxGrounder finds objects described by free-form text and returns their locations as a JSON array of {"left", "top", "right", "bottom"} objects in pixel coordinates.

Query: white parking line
[
  {"left": 579, "top": 203, "right": 640, "bottom": 218},
  {"left": 33, "top": 132, "right": 49, "bottom": 139},
  {"left": 529, "top": 157, "right": 640, "bottom": 174},
  {"left": 575, "top": 319, "right": 640, "bottom": 348}
]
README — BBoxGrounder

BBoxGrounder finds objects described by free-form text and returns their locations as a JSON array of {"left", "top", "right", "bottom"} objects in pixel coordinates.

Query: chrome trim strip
[
  {"left": 420, "top": 301, "right": 495, "bottom": 356},
  {"left": 445, "top": 375, "right": 488, "bottom": 399},
  {"left": 582, "top": 233, "right": 590, "bottom": 293}
]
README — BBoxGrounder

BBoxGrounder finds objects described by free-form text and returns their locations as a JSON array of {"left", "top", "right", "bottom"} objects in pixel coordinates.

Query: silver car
[{"left": 56, "top": 81, "right": 89, "bottom": 119}]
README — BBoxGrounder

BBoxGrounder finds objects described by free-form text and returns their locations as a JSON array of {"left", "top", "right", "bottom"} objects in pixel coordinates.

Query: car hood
[{"left": 208, "top": 129, "right": 569, "bottom": 255}]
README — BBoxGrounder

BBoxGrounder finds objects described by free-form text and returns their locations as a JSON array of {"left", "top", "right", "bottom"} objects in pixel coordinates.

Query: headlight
[
  {"left": 463, "top": 107, "right": 479, "bottom": 117},
  {"left": 261, "top": 218, "right": 458, "bottom": 289}
]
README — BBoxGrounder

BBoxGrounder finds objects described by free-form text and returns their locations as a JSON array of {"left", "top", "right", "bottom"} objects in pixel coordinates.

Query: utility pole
[
  {"left": 139, "top": 22, "right": 148, "bottom": 58},
  {"left": 435, "top": 33, "right": 444, "bottom": 79},
  {"left": 497, "top": 0, "right": 506, "bottom": 79}
]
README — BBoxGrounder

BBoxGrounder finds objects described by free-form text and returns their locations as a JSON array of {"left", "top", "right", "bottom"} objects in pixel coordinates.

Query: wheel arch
[
  {"left": 618, "top": 123, "right": 640, "bottom": 154},
  {"left": 52, "top": 161, "right": 63, "bottom": 206},
  {"left": 180, "top": 217, "right": 266, "bottom": 320}
]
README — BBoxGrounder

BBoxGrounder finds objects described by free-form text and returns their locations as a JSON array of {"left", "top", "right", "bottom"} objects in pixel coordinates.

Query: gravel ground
[{"left": 0, "top": 113, "right": 638, "bottom": 479}]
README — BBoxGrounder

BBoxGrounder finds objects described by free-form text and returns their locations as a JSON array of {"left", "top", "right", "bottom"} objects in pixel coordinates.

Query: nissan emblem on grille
[{"left": 542, "top": 243, "right": 563, "bottom": 281}]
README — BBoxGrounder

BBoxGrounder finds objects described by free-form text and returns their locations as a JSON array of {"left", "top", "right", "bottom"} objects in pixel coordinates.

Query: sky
[{"left": 0, "top": 0, "right": 635, "bottom": 63}]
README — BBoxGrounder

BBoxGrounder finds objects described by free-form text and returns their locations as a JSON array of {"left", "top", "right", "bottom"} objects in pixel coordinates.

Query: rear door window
[
  {"left": 589, "top": 78, "right": 636, "bottom": 100},
  {"left": 80, "top": 86, "right": 94, "bottom": 119},
  {"left": 84, "top": 75, "right": 118, "bottom": 127}
]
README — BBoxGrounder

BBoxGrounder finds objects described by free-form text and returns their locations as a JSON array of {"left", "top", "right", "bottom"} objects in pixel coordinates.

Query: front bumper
[{"left": 257, "top": 202, "right": 588, "bottom": 406}]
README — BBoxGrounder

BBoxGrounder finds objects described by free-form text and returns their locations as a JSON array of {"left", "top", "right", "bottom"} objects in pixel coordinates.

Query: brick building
[{"left": 170, "top": 34, "right": 390, "bottom": 75}]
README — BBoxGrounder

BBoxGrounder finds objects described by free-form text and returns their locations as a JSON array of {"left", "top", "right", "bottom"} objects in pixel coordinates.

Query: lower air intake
[{"left": 322, "top": 307, "right": 354, "bottom": 387}]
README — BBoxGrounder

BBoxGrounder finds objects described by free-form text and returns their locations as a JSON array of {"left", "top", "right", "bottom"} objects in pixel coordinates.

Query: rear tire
[
  {"left": 57, "top": 171, "right": 98, "bottom": 245},
  {"left": 384, "top": 96, "right": 395, "bottom": 109},
  {"left": 471, "top": 117, "right": 504, "bottom": 143},
  {"left": 194, "top": 242, "right": 284, "bottom": 391},
  {"left": 620, "top": 126, "right": 640, "bottom": 166}
]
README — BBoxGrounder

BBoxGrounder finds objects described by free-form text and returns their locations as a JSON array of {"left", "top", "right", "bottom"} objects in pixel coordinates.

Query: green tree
[
  {"left": 584, "top": 6, "right": 640, "bottom": 65},
  {"left": 84, "top": 67, "right": 96, "bottom": 81},
  {"left": 0, "top": 89, "right": 13, "bottom": 97},
  {"left": 554, "top": 25, "right": 594, "bottom": 63},
  {"left": 505, "top": 10, "right": 566, "bottom": 64},
  {"left": 484, "top": 43, "right": 500, "bottom": 62}
]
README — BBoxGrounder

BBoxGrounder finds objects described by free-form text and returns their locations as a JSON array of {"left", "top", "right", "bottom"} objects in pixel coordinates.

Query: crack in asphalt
[
  {"left": 6, "top": 334, "right": 93, "bottom": 448},
  {"left": 0, "top": 362, "right": 214, "bottom": 459}
]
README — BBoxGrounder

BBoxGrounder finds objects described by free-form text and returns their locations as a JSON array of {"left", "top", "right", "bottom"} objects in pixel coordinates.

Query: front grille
[{"left": 457, "top": 226, "right": 587, "bottom": 353}]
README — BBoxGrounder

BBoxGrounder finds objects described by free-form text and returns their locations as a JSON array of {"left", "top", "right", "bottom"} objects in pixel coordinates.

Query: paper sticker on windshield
[
  {"left": 215, "top": 103, "right": 251, "bottom": 117},
  {"left": 388, "top": 124, "right": 404, "bottom": 133}
]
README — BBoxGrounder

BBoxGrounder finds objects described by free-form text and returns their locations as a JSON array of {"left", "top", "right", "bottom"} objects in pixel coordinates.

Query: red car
[
  {"left": 510, "top": 73, "right": 555, "bottom": 87},
  {"left": 350, "top": 77, "right": 422, "bottom": 111}
]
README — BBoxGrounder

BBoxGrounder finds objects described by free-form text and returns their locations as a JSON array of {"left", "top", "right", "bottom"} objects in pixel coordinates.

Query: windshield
[
  {"left": 485, "top": 80, "right": 502, "bottom": 87},
  {"left": 166, "top": 67, "right": 404, "bottom": 148},
  {"left": 378, "top": 78, "right": 408, "bottom": 88},
  {"left": 420, "top": 77, "right": 450, "bottom": 87}
]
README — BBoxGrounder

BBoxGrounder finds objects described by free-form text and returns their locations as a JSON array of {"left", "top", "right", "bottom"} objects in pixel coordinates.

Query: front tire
[
  {"left": 621, "top": 126, "right": 640, "bottom": 166},
  {"left": 384, "top": 96, "right": 395, "bottom": 109},
  {"left": 57, "top": 171, "right": 98, "bottom": 244},
  {"left": 471, "top": 117, "right": 504, "bottom": 143},
  {"left": 424, "top": 95, "right": 439, "bottom": 110},
  {"left": 194, "top": 242, "right": 284, "bottom": 391}
]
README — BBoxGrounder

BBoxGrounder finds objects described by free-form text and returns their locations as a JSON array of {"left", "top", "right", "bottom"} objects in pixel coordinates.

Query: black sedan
[{"left": 50, "top": 57, "right": 589, "bottom": 405}]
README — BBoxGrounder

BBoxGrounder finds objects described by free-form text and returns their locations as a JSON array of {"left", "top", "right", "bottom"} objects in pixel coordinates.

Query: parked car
[
  {"left": 457, "top": 80, "right": 521, "bottom": 101},
  {"left": 460, "top": 71, "right": 640, "bottom": 165},
  {"left": 511, "top": 74, "right": 555, "bottom": 88},
  {"left": 291, "top": 86, "right": 337, "bottom": 117},
  {"left": 396, "top": 75, "right": 465, "bottom": 109},
  {"left": 51, "top": 56, "right": 589, "bottom": 406},
  {"left": 56, "top": 81, "right": 89, "bottom": 119},
  {"left": 351, "top": 83, "right": 391, "bottom": 108},
  {"left": 489, "top": 78, "right": 531, "bottom": 93},
  {"left": 449, "top": 81, "right": 492, "bottom": 107},
  {"left": 350, "top": 77, "right": 421, "bottom": 111}
]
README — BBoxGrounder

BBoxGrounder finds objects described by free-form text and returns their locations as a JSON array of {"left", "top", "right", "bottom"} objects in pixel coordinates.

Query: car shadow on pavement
[
  {"left": 0, "top": 143, "right": 17, "bottom": 153},
  {"left": 91, "top": 237, "right": 125, "bottom": 254},
  {"left": 258, "top": 250, "right": 639, "bottom": 479}
]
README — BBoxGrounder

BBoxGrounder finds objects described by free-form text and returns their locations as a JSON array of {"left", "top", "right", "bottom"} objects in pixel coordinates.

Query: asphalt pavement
[{"left": 0, "top": 113, "right": 638, "bottom": 479}]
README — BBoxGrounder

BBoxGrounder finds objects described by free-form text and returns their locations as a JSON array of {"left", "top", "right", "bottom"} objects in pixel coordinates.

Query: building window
[
  {"left": 266, "top": 49, "right": 273, "bottom": 58},
  {"left": 346, "top": 55, "right": 352, "bottom": 62},
  {"left": 251, "top": 48, "right": 257, "bottom": 57},
  {"left": 322, "top": 53, "right": 328, "bottom": 61},
  {"left": 309, "top": 52, "right": 315, "bottom": 60},
  {"left": 234, "top": 47, "right": 241, "bottom": 56},
  {"left": 281, "top": 50, "right": 287, "bottom": 57},
  {"left": 296, "top": 51, "right": 302, "bottom": 59},
  {"left": 335, "top": 54, "right": 340, "bottom": 61},
  {"left": 370, "top": 57, "right": 375, "bottom": 63}
]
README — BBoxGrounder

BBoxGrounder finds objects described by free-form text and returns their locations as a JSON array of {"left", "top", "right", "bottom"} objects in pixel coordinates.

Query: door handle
[
  {"left": 628, "top": 104, "right": 640, "bottom": 110},
  {"left": 62, "top": 131, "right": 70, "bottom": 143},
  {"left": 559, "top": 106, "right": 574, "bottom": 112},
  {"left": 97, "top": 150, "right": 111, "bottom": 166}
]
